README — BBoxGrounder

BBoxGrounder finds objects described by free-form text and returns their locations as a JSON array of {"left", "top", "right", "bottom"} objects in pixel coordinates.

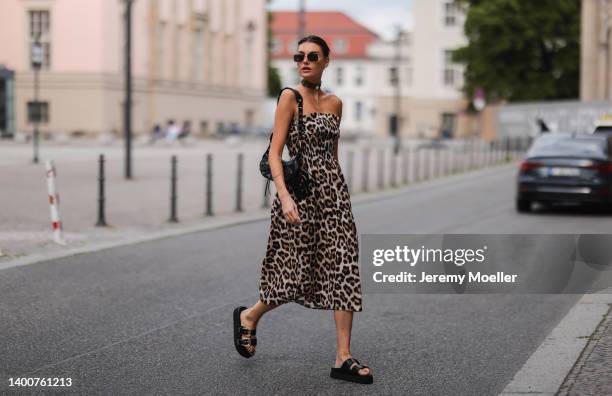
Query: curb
[
  {"left": 0, "top": 161, "right": 518, "bottom": 272},
  {"left": 499, "top": 292, "right": 612, "bottom": 396}
]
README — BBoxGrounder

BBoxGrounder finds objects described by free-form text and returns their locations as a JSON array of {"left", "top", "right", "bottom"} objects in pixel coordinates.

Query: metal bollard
[
  {"left": 425, "top": 149, "right": 433, "bottom": 181},
  {"left": 347, "top": 150, "right": 354, "bottom": 193},
  {"left": 262, "top": 178, "right": 270, "bottom": 209},
  {"left": 402, "top": 147, "right": 409, "bottom": 184},
  {"left": 433, "top": 149, "right": 442, "bottom": 179},
  {"left": 169, "top": 155, "right": 178, "bottom": 223},
  {"left": 95, "top": 153, "right": 108, "bottom": 227},
  {"left": 205, "top": 153, "right": 214, "bottom": 216},
  {"left": 45, "top": 160, "right": 66, "bottom": 245},
  {"left": 377, "top": 148, "right": 384, "bottom": 190},
  {"left": 441, "top": 149, "right": 447, "bottom": 177},
  {"left": 362, "top": 147, "right": 370, "bottom": 192},
  {"left": 390, "top": 151, "right": 397, "bottom": 188},
  {"left": 235, "top": 153, "right": 243, "bottom": 212},
  {"left": 415, "top": 149, "right": 421, "bottom": 182}
]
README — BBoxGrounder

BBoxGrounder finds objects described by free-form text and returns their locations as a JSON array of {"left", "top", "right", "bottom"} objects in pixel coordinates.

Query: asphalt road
[{"left": 2, "top": 163, "right": 611, "bottom": 395}]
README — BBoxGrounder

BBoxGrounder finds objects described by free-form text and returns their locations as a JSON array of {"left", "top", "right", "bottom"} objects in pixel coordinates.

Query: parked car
[
  {"left": 590, "top": 114, "right": 612, "bottom": 135},
  {"left": 516, "top": 133, "right": 612, "bottom": 212}
]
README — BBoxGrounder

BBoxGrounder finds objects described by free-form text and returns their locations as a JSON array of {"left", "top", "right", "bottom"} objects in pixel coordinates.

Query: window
[
  {"left": 443, "top": 49, "right": 462, "bottom": 87},
  {"left": 336, "top": 66, "right": 343, "bottom": 85},
  {"left": 271, "top": 38, "right": 282, "bottom": 54},
  {"left": 405, "top": 67, "right": 412, "bottom": 86},
  {"left": 388, "top": 67, "right": 398, "bottom": 86},
  {"left": 441, "top": 112, "right": 456, "bottom": 138},
  {"left": 157, "top": 21, "right": 166, "bottom": 78},
  {"left": 293, "top": 70, "right": 300, "bottom": 85},
  {"left": 355, "top": 101, "right": 363, "bottom": 122},
  {"left": 28, "top": 10, "right": 51, "bottom": 70},
  {"left": 288, "top": 39, "right": 298, "bottom": 52},
  {"left": 192, "top": 27, "right": 204, "bottom": 81},
  {"left": 216, "top": 121, "right": 225, "bottom": 134},
  {"left": 27, "top": 101, "right": 49, "bottom": 123},
  {"left": 443, "top": 1, "right": 461, "bottom": 27},
  {"left": 200, "top": 120, "right": 209, "bottom": 134},
  {"left": 333, "top": 38, "right": 348, "bottom": 54},
  {"left": 354, "top": 65, "right": 364, "bottom": 86},
  {"left": 173, "top": 25, "right": 181, "bottom": 78}
]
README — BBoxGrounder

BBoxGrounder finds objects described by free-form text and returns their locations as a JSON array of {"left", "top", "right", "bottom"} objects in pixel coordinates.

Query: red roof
[{"left": 270, "top": 11, "right": 380, "bottom": 59}]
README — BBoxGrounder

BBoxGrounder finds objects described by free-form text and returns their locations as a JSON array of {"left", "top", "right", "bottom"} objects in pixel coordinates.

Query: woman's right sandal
[
  {"left": 330, "top": 357, "right": 374, "bottom": 384},
  {"left": 233, "top": 306, "right": 257, "bottom": 358}
]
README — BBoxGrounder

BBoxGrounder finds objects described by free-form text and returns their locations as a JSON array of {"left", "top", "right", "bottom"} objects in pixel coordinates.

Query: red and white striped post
[{"left": 45, "top": 160, "right": 66, "bottom": 245}]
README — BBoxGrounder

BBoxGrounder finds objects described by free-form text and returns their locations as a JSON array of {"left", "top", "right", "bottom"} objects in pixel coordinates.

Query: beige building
[
  {"left": 402, "top": 0, "right": 470, "bottom": 139},
  {"left": 0, "top": 0, "right": 268, "bottom": 138},
  {"left": 581, "top": 0, "right": 612, "bottom": 101}
]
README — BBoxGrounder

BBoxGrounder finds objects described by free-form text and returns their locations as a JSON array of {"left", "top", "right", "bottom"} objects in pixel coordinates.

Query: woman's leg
[
  {"left": 237, "top": 300, "right": 280, "bottom": 355},
  {"left": 240, "top": 300, "right": 280, "bottom": 329},
  {"left": 333, "top": 310, "right": 371, "bottom": 375}
]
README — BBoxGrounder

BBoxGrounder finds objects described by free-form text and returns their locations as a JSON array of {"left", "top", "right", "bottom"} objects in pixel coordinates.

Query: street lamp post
[
  {"left": 124, "top": 0, "right": 134, "bottom": 179},
  {"left": 298, "top": 0, "right": 305, "bottom": 40},
  {"left": 392, "top": 25, "right": 404, "bottom": 155},
  {"left": 31, "top": 33, "right": 43, "bottom": 164}
]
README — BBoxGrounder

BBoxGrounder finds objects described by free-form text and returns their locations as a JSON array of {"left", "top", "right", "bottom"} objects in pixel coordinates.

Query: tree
[
  {"left": 452, "top": 0, "right": 581, "bottom": 106},
  {"left": 266, "top": 4, "right": 282, "bottom": 96}
]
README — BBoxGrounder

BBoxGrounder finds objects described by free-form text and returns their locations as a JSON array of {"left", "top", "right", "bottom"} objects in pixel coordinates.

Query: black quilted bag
[{"left": 260, "top": 87, "right": 311, "bottom": 200}]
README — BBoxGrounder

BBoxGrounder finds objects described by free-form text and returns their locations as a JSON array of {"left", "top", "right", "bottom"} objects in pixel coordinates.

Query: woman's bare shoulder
[
  {"left": 324, "top": 93, "right": 342, "bottom": 114},
  {"left": 278, "top": 88, "right": 299, "bottom": 105}
]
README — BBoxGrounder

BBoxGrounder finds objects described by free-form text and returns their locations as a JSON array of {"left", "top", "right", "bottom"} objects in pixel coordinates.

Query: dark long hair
[{"left": 297, "top": 35, "right": 330, "bottom": 58}]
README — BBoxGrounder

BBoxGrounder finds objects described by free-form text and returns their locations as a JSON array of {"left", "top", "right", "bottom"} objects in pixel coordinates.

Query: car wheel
[{"left": 516, "top": 198, "right": 531, "bottom": 213}]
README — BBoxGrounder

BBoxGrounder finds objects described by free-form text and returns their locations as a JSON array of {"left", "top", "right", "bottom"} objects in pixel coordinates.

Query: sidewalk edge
[{"left": 498, "top": 293, "right": 612, "bottom": 396}]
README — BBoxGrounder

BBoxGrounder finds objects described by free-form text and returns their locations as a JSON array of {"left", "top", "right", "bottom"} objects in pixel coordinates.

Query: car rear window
[
  {"left": 527, "top": 136, "right": 609, "bottom": 159},
  {"left": 594, "top": 126, "right": 612, "bottom": 134}
]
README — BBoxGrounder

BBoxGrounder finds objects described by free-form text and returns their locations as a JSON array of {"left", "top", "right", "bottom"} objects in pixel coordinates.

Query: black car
[{"left": 516, "top": 133, "right": 612, "bottom": 212}]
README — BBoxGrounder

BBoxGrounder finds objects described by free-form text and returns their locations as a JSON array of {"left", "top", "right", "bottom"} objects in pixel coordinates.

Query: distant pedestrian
[
  {"left": 149, "top": 123, "right": 163, "bottom": 145},
  {"left": 165, "top": 120, "right": 181, "bottom": 142},
  {"left": 178, "top": 120, "right": 191, "bottom": 145}
]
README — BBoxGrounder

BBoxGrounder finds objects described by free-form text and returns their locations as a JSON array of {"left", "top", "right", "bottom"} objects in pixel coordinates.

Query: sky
[{"left": 267, "top": 0, "right": 414, "bottom": 40}]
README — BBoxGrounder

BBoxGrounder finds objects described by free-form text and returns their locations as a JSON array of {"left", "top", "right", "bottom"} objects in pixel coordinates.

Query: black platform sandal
[
  {"left": 233, "top": 306, "right": 257, "bottom": 358},
  {"left": 330, "top": 357, "right": 373, "bottom": 384}
]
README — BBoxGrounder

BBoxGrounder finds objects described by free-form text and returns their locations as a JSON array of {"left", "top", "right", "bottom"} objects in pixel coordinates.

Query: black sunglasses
[{"left": 293, "top": 52, "right": 320, "bottom": 63}]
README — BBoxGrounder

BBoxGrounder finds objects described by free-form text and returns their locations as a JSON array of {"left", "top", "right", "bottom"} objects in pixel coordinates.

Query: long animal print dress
[{"left": 259, "top": 95, "right": 363, "bottom": 312}]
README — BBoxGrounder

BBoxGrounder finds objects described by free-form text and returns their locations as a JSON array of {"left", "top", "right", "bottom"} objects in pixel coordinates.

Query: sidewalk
[
  {"left": 557, "top": 299, "right": 612, "bottom": 395},
  {"left": 500, "top": 289, "right": 612, "bottom": 396},
  {"left": 0, "top": 137, "right": 515, "bottom": 266}
]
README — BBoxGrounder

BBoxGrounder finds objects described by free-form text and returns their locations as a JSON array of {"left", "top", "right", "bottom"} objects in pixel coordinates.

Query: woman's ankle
[
  {"left": 336, "top": 351, "right": 352, "bottom": 361},
  {"left": 242, "top": 307, "right": 259, "bottom": 327}
]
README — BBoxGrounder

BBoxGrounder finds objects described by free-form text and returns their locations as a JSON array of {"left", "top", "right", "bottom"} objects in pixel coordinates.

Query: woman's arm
[{"left": 268, "top": 89, "right": 296, "bottom": 198}]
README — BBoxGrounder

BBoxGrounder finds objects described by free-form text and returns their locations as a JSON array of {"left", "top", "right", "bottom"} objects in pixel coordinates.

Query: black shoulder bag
[{"left": 259, "top": 87, "right": 311, "bottom": 200}]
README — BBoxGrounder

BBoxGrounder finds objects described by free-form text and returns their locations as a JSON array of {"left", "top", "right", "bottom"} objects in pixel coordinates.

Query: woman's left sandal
[
  {"left": 330, "top": 357, "right": 373, "bottom": 384},
  {"left": 233, "top": 306, "right": 257, "bottom": 358}
]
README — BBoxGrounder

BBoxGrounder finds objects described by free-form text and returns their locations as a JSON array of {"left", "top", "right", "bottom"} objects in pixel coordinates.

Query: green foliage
[
  {"left": 268, "top": 64, "right": 282, "bottom": 96},
  {"left": 452, "top": 0, "right": 581, "bottom": 104},
  {"left": 266, "top": 4, "right": 282, "bottom": 97}
]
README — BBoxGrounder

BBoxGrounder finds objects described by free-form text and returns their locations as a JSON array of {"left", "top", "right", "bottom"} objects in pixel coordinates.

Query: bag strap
[
  {"left": 263, "top": 88, "right": 305, "bottom": 198},
  {"left": 268, "top": 87, "right": 304, "bottom": 144}
]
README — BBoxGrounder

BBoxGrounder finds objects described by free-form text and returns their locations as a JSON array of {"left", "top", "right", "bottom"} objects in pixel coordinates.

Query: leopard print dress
[{"left": 258, "top": 111, "right": 363, "bottom": 312}]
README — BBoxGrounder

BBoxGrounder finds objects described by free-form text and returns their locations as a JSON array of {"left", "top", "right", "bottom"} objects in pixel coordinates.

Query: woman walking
[{"left": 233, "top": 35, "right": 372, "bottom": 384}]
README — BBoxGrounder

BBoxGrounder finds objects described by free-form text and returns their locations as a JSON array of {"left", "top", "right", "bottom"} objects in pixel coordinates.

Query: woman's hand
[{"left": 279, "top": 192, "right": 301, "bottom": 224}]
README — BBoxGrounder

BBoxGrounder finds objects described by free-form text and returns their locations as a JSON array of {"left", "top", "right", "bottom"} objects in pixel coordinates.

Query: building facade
[
  {"left": 270, "top": 2, "right": 469, "bottom": 139},
  {"left": 0, "top": 0, "right": 268, "bottom": 138},
  {"left": 581, "top": 0, "right": 612, "bottom": 101},
  {"left": 270, "top": 11, "right": 381, "bottom": 137},
  {"left": 410, "top": 0, "right": 468, "bottom": 138}
]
